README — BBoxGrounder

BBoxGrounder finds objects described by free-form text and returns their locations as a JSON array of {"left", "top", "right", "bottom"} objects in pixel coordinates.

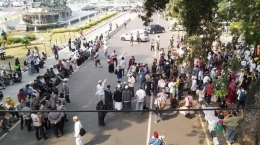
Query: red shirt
[
  {"left": 207, "top": 84, "right": 212, "bottom": 95},
  {"left": 17, "top": 92, "right": 26, "bottom": 101}
]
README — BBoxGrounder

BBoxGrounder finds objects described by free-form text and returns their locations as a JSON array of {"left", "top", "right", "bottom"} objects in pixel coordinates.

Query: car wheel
[
  {"left": 152, "top": 31, "right": 155, "bottom": 34},
  {"left": 162, "top": 29, "right": 165, "bottom": 33},
  {"left": 121, "top": 37, "right": 125, "bottom": 41}
]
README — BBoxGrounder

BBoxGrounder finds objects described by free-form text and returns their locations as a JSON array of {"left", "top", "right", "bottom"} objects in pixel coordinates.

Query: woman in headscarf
[
  {"left": 104, "top": 85, "right": 113, "bottom": 110},
  {"left": 107, "top": 55, "right": 114, "bottom": 73},
  {"left": 96, "top": 100, "right": 107, "bottom": 126},
  {"left": 226, "top": 79, "right": 236, "bottom": 104}
]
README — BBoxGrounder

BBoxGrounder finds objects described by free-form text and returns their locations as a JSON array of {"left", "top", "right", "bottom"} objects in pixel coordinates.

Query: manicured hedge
[
  {"left": 50, "top": 12, "right": 117, "bottom": 34},
  {"left": 0, "top": 33, "right": 36, "bottom": 45}
]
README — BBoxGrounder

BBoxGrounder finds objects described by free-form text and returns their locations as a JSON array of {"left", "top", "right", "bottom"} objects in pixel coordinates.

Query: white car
[
  {"left": 13, "top": 2, "right": 22, "bottom": 7},
  {"left": 120, "top": 29, "right": 150, "bottom": 42}
]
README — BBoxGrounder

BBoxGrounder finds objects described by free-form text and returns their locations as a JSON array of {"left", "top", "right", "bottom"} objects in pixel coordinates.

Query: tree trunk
[{"left": 235, "top": 81, "right": 260, "bottom": 145}]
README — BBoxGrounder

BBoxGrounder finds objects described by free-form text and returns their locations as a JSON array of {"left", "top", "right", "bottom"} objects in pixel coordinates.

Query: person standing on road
[
  {"left": 111, "top": 50, "right": 118, "bottom": 66},
  {"left": 22, "top": 101, "right": 33, "bottom": 131},
  {"left": 113, "top": 85, "right": 123, "bottom": 110},
  {"left": 136, "top": 31, "right": 140, "bottom": 44},
  {"left": 130, "top": 34, "right": 134, "bottom": 46},
  {"left": 94, "top": 49, "right": 102, "bottom": 68},
  {"left": 109, "top": 22, "right": 112, "bottom": 31},
  {"left": 150, "top": 38, "right": 155, "bottom": 51},
  {"left": 73, "top": 116, "right": 83, "bottom": 145},
  {"left": 62, "top": 78, "right": 71, "bottom": 105},
  {"left": 122, "top": 86, "right": 132, "bottom": 110},
  {"left": 135, "top": 86, "right": 146, "bottom": 114},
  {"left": 31, "top": 110, "right": 49, "bottom": 141},
  {"left": 48, "top": 107, "right": 63, "bottom": 138},
  {"left": 119, "top": 57, "right": 126, "bottom": 76},
  {"left": 96, "top": 79, "right": 107, "bottom": 102},
  {"left": 124, "top": 20, "right": 127, "bottom": 29},
  {"left": 104, "top": 85, "right": 113, "bottom": 110},
  {"left": 128, "top": 74, "right": 135, "bottom": 97},
  {"left": 96, "top": 100, "right": 107, "bottom": 126},
  {"left": 156, "top": 35, "right": 160, "bottom": 50},
  {"left": 154, "top": 93, "right": 166, "bottom": 123}
]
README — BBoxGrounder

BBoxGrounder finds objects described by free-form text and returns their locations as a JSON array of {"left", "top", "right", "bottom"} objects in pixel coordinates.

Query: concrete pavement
[{"left": 0, "top": 14, "right": 210, "bottom": 145}]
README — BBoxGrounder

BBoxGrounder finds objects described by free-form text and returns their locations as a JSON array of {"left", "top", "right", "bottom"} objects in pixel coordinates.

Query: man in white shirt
[
  {"left": 156, "top": 35, "right": 160, "bottom": 50},
  {"left": 0, "top": 45, "right": 4, "bottom": 60},
  {"left": 95, "top": 79, "right": 106, "bottom": 102},
  {"left": 128, "top": 75, "right": 135, "bottom": 97},
  {"left": 111, "top": 50, "right": 118, "bottom": 66},
  {"left": 157, "top": 77, "right": 165, "bottom": 92},
  {"left": 135, "top": 86, "right": 146, "bottom": 114},
  {"left": 190, "top": 76, "right": 197, "bottom": 98},
  {"left": 103, "top": 44, "right": 108, "bottom": 58},
  {"left": 119, "top": 57, "right": 126, "bottom": 76},
  {"left": 154, "top": 93, "right": 165, "bottom": 123}
]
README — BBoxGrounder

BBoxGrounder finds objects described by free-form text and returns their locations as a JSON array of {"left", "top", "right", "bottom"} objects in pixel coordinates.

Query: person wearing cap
[
  {"left": 62, "top": 78, "right": 71, "bottom": 105},
  {"left": 22, "top": 101, "right": 33, "bottom": 132},
  {"left": 48, "top": 107, "right": 63, "bottom": 138},
  {"left": 96, "top": 79, "right": 107, "bottom": 102},
  {"left": 122, "top": 86, "right": 132, "bottom": 110},
  {"left": 31, "top": 109, "right": 49, "bottom": 141},
  {"left": 149, "top": 131, "right": 164, "bottom": 145},
  {"left": 73, "top": 116, "right": 83, "bottom": 145},
  {"left": 104, "top": 85, "right": 113, "bottom": 110}
]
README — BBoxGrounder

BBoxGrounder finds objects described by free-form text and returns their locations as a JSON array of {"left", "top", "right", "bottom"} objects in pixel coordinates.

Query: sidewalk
[{"left": 0, "top": 12, "right": 135, "bottom": 103}]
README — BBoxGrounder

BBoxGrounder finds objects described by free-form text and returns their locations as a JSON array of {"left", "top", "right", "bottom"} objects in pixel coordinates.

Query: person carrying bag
[{"left": 73, "top": 116, "right": 85, "bottom": 145}]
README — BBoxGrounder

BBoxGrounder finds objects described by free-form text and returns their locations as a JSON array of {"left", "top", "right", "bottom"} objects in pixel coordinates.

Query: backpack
[{"left": 239, "top": 90, "right": 246, "bottom": 101}]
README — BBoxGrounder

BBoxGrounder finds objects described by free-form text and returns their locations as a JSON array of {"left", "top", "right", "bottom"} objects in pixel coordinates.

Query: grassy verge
[{"left": 0, "top": 12, "right": 122, "bottom": 69}]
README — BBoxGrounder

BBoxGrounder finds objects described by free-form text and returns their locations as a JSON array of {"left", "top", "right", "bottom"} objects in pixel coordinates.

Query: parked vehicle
[
  {"left": 81, "top": 5, "right": 96, "bottom": 11},
  {"left": 13, "top": 2, "right": 23, "bottom": 7},
  {"left": 145, "top": 24, "right": 165, "bottom": 34},
  {"left": 120, "top": 29, "right": 150, "bottom": 42}
]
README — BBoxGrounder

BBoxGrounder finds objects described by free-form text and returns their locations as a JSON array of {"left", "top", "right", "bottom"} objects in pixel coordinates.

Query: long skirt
[
  {"left": 114, "top": 101, "right": 122, "bottom": 110},
  {"left": 108, "top": 64, "right": 114, "bottom": 73}
]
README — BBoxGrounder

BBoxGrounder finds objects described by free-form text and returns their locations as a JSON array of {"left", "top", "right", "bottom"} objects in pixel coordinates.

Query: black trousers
[
  {"left": 25, "top": 119, "right": 32, "bottom": 131},
  {"left": 20, "top": 115, "right": 24, "bottom": 128},
  {"left": 237, "top": 100, "right": 245, "bottom": 109},
  {"left": 60, "top": 117, "right": 65, "bottom": 128},
  {"left": 206, "top": 94, "right": 211, "bottom": 104},
  {"left": 43, "top": 118, "right": 51, "bottom": 130},
  {"left": 113, "top": 58, "right": 118, "bottom": 66},
  {"left": 98, "top": 116, "right": 105, "bottom": 126},
  {"left": 34, "top": 125, "right": 47, "bottom": 139},
  {"left": 146, "top": 82, "right": 151, "bottom": 96},
  {"left": 51, "top": 122, "right": 63, "bottom": 137},
  {"left": 65, "top": 94, "right": 71, "bottom": 103}
]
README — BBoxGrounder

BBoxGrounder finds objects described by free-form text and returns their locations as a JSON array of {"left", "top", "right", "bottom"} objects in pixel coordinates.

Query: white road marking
[
  {"left": 198, "top": 110, "right": 211, "bottom": 145},
  {"left": 146, "top": 95, "right": 153, "bottom": 144},
  {"left": 119, "top": 51, "right": 125, "bottom": 59}
]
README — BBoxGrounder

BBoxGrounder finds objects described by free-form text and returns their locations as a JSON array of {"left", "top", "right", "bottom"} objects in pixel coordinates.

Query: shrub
[
  {"left": 50, "top": 12, "right": 117, "bottom": 34},
  {"left": 0, "top": 33, "right": 36, "bottom": 44}
]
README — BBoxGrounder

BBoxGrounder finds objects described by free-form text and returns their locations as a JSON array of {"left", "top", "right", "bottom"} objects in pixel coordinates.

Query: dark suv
[{"left": 145, "top": 24, "right": 165, "bottom": 34}]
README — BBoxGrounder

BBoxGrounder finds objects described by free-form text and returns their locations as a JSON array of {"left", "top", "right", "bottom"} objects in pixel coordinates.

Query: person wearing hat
[
  {"left": 149, "top": 131, "right": 164, "bottom": 145},
  {"left": 22, "top": 101, "right": 33, "bottom": 132},
  {"left": 31, "top": 109, "right": 49, "bottom": 141},
  {"left": 104, "top": 85, "right": 113, "bottom": 110},
  {"left": 96, "top": 79, "right": 107, "bottom": 102},
  {"left": 127, "top": 74, "right": 135, "bottom": 97},
  {"left": 122, "top": 85, "right": 132, "bottom": 110},
  {"left": 62, "top": 78, "right": 71, "bottom": 105},
  {"left": 48, "top": 107, "right": 63, "bottom": 138},
  {"left": 113, "top": 84, "right": 123, "bottom": 110}
]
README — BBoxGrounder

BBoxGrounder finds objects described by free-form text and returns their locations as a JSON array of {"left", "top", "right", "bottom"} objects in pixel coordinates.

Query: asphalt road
[{"left": 0, "top": 14, "right": 209, "bottom": 145}]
